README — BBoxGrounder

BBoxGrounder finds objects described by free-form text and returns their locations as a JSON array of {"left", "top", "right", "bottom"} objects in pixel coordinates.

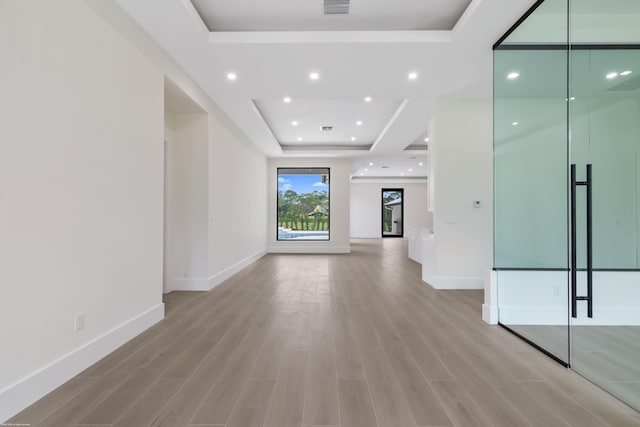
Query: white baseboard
[
  {"left": 167, "top": 278, "right": 211, "bottom": 292},
  {"left": 167, "top": 250, "right": 267, "bottom": 292},
  {"left": 482, "top": 269, "right": 498, "bottom": 324},
  {"left": 0, "top": 303, "right": 164, "bottom": 423},
  {"left": 499, "top": 306, "right": 640, "bottom": 326},
  {"left": 268, "top": 245, "right": 351, "bottom": 254},
  {"left": 429, "top": 276, "right": 484, "bottom": 290},
  {"left": 350, "top": 234, "right": 380, "bottom": 239},
  {"left": 208, "top": 250, "right": 266, "bottom": 289},
  {"left": 482, "top": 304, "right": 495, "bottom": 324}
]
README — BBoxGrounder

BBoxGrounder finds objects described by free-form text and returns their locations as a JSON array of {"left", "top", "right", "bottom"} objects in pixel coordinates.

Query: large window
[{"left": 277, "top": 168, "right": 330, "bottom": 241}]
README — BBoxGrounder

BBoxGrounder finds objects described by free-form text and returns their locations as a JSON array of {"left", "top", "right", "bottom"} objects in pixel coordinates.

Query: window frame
[{"left": 276, "top": 167, "right": 331, "bottom": 242}]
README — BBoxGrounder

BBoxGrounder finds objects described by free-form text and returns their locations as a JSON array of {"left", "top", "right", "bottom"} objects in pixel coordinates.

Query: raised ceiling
[
  {"left": 191, "top": 0, "right": 473, "bottom": 32},
  {"left": 254, "top": 97, "right": 404, "bottom": 150},
  {"left": 115, "top": 0, "right": 535, "bottom": 179}
]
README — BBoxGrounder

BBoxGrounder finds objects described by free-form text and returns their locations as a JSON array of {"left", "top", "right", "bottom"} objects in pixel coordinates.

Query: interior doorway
[{"left": 382, "top": 188, "right": 403, "bottom": 237}]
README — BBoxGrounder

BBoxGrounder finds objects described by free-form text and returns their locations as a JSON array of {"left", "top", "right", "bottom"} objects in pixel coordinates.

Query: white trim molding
[
  {"left": 0, "top": 303, "right": 164, "bottom": 423},
  {"left": 268, "top": 246, "right": 351, "bottom": 254},
  {"left": 208, "top": 250, "right": 267, "bottom": 289},
  {"left": 429, "top": 276, "right": 484, "bottom": 290}
]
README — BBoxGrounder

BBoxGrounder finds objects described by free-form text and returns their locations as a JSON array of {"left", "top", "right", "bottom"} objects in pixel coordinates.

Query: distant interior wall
[
  {"left": 268, "top": 158, "right": 351, "bottom": 253},
  {"left": 350, "top": 181, "right": 431, "bottom": 238},
  {"left": 164, "top": 109, "right": 209, "bottom": 292},
  {"left": 428, "top": 98, "right": 493, "bottom": 289}
]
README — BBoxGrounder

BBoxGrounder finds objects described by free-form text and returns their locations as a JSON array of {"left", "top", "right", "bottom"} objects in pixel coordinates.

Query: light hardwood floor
[
  {"left": 9, "top": 239, "right": 640, "bottom": 426},
  {"left": 511, "top": 324, "right": 640, "bottom": 411}
]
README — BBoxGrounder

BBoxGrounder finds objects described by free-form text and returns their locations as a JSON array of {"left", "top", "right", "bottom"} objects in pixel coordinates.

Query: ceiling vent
[
  {"left": 321, "top": 126, "right": 333, "bottom": 131},
  {"left": 324, "top": 0, "right": 350, "bottom": 15}
]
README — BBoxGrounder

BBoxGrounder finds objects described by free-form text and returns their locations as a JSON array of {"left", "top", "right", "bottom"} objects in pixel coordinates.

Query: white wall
[
  {"left": 428, "top": 99, "right": 493, "bottom": 289},
  {"left": 268, "top": 158, "right": 351, "bottom": 253},
  {"left": 0, "top": 0, "right": 268, "bottom": 421},
  {"left": 0, "top": 0, "right": 164, "bottom": 421},
  {"left": 208, "top": 119, "right": 267, "bottom": 283},
  {"left": 350, "top": 181, "right": 432, "bottom": 238},
  {"left": 164, "top": 111, "right": 210, "bottom": 292}
]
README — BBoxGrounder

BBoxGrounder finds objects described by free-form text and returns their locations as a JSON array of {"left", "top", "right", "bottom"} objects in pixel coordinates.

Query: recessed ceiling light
[
  {"left": 283, "top": 97, "right": 291, "bottom": 103},
  {"left": 226, "top": 72, "right": 237, "bottom": 81},
  {"left": 512, "top": 121, "right": 519, "bottom": 126},
  {"left": 424, "top": 137, "right": 429, "bottom": 142},
  {"left": 292, "top": 121, "right": 299, "bottom": 126},
  {"left": 606, "top": 72, "right": 619, "bottom": 79},
  {"left": 356, "top": 120, "right": 363, "bottom": 126},
  {"left": 364, "top": 96, "right": 372, "bottom": 102},
  {"left": 570, "top": 97, "right": 576, "bottom": 101},
  {"left": 621, "top": 70, "right": 633, "bottom": 76},
  {"left": 309, "top": 72, "right": 320, "bottom": 80},
  {"left": 409, "top": 168, "right": 413, "bottom": 172},
  {"left": 364, "top": 168, "right": 368, "bottom": 172},
  {"left": 507, "top": 72, "right": 520, "bottom": 80},
  {"left": 408, "top": 71, "right": 418, "bottom": 80},
  {"left": 419, "top": 162, "right": 424, "bottom": 166},
  {"left": 297, "top": 137, "right": 302, "bottom": 141},
  {"left": 401, "top": 173, "right": 405, "bottom": 176},
  {"left": 351, "top": 136, "right": 356, "bottom": 141},
  {"left": 369, "top": 162, "right": 374, "bottom": 166},
  {"left": 360, "top": 173, "right": 364, "bottom": 176}
]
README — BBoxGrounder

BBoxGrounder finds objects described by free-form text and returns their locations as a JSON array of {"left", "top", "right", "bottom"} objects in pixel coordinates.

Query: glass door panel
[
  {"left": 494, "top": 0, "right": 570, "bottom": 365},
  {"left": 569, "top": 45, "right": 640, "bottom": 410}
]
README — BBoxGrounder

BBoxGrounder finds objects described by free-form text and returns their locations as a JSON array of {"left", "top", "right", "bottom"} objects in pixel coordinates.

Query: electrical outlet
[{"left": 74, "top": 313, "right": 85, "bottom": 331}]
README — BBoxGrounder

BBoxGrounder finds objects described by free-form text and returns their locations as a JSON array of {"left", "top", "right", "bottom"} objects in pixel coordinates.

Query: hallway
[{"left": 10, "top": 239, "right": 640, "bottom": 427}]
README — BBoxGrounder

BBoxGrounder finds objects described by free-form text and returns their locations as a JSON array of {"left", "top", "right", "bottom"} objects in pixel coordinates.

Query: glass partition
[
  {"left": 495, "top": 0, "right": 640, "bottom": 410},
  {"left": 494, "top": 0, "right": 570, "bottom": 364}
]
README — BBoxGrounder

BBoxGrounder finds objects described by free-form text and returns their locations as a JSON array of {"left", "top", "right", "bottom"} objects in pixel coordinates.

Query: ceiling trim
[
  {"left": 281, "top": 147, "right": 370, "bottom": 156},
  {"left": 351, "top": 177, "right": 428, "bottom": 183},
  {"left": 181, "top": 0, "right": 209, "bottom": 37},
  {"left": 207, "top": 31, "right": 453, "bottom": 44},
  {"left": 369, "top": 99, "right": 409, "bottom": 152},
  {"left": 249, "top": 100, "right": 284, "bottom": 155}
]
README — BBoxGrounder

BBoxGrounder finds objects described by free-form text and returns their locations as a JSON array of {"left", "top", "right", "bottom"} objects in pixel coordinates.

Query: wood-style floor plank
[
  {"left": 7, "top": 377, "right": 95, "bottom": 425},
  {"left": 303, "top": 328, "right": 340, "bottom": 426},
  {"left": 263, "top": 350, "right": 309, "bottom": 427},
  {"left": 226, "top": 378, "right": 276, "bottom": 427},
  {"left": 8, "top": 239, "right": 640, "bottom": 427},
  {"left": 112, "top": 377, "right": 184, "bottom": 427},
  {"left": 337, "top": 379, "right": 379, "bottom": 427},
  {"left": 360, "top": 349, "right": 417, "bottom": 427}
]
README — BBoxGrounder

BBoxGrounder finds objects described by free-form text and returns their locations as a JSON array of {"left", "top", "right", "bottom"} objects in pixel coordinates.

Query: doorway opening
[{"left": 382, "top": 189, "right": 403, "bottom": 237}]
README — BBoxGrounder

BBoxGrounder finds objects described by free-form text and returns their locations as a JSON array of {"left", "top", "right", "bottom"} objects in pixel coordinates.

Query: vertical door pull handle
[{"left": 570, "top": 164, "right": 593, "bottom": 319}]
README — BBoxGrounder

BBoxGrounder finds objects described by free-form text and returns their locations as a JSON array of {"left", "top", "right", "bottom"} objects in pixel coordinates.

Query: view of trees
[
  {"left": 278, "top": 189, "right": 329, "bottom": 231},
  {"left": 382, "top": 190, "right": 402, "bottom": 233}
]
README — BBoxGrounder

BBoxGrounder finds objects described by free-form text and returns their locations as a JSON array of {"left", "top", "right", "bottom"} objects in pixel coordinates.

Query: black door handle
[{"left": 570, "top": 164, "right": 593, "bottom": 319}]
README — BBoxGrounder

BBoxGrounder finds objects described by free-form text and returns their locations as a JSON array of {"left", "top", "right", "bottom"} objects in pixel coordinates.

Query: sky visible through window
[{"left": 278, "top": 174, "right": 327, "bottom": 193}]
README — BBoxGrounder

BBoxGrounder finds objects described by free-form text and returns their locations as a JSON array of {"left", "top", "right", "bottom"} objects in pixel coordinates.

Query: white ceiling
[
  {"left": 115, "top": 0, "right": 536, "bottom": 179},
  {"left": 191, "top": 0, "right": 472, "bottom": 32},
  {"left": 254, "top": 97, "right": 404, "bottom": 148}
]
